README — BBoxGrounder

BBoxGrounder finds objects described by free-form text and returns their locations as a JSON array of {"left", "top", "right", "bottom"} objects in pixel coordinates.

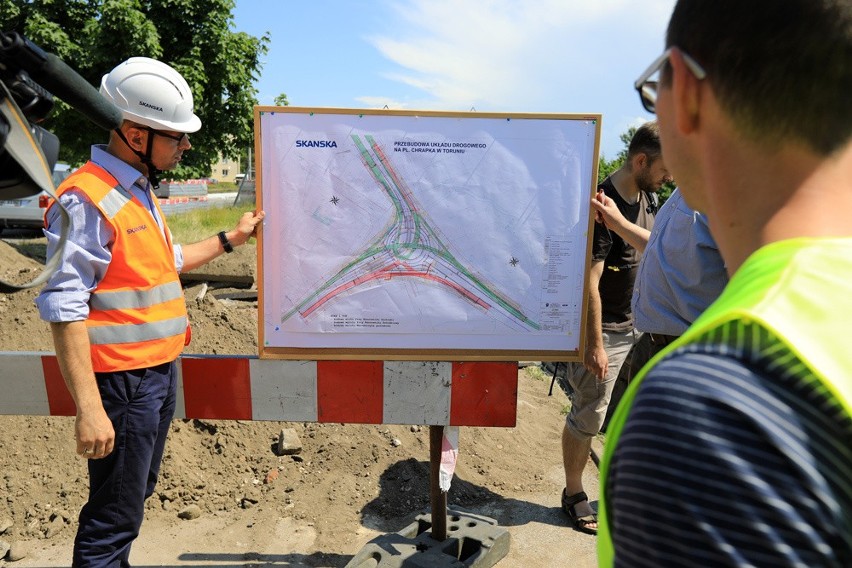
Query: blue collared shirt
[
  {"left": 35, "top": 145, "right": 184, "bottom": 322},
  {"left": 631, "top": 188, "right": 728, "bottom": 335}
]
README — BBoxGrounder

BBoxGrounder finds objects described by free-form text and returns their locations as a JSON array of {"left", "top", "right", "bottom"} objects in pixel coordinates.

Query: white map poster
[{"left": 257, "top": 108, "right": 599, "bottom": 360}]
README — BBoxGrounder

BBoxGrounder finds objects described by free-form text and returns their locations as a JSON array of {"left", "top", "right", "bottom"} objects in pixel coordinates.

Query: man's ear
[
  {"left": 630, "top": 152, "right": 648, "bottom": 171},
  {"left": 122, "top": 124, "right": 147, "bottom": 151},
  {"left": 668, "top": 48, "right": 702, "bottom": 135}
]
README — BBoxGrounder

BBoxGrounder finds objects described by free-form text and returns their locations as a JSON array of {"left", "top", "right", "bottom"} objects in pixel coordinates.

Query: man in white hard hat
[{"left": 35, "top": 57, "right": 264, "bottom": 567}]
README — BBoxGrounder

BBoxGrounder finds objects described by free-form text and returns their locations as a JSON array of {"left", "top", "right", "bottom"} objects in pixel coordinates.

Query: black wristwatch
[{"left": 217, "top": 231, "right": 234, "bottom": 253}]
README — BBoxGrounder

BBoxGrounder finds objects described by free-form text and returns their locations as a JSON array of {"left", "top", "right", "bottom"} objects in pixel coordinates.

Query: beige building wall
[{"left": 209, "top": 154, "right": 242, "bottom": 183}]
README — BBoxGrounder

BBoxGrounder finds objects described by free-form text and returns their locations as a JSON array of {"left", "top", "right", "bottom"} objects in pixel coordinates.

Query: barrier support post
[{"left": 429, "top": 425, "right": 448, "bottom": 541}]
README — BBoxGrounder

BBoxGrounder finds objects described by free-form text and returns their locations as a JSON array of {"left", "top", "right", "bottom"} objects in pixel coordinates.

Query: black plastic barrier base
[{"left": 345, "top": 509, "right": 510, "bottom": 568}]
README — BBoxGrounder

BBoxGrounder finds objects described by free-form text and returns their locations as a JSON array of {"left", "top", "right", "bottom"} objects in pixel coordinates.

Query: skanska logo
[
  {"left": 296, "top": 140, "right": 338, "bottom": 148},
  {"left": 139, "top": 100, "right": 164, "bottom": 112}
]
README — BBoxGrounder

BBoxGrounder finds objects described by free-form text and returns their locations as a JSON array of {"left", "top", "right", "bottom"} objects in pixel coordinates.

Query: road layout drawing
[
  {"left": 280, "top": 133, "right": 540, "bottom": 331},
  {"left": 258, "top": 110, "right": 599, "bottom": 355}
]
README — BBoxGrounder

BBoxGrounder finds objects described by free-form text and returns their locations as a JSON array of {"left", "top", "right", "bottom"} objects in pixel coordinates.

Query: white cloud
[
  {"left": 359, "top": 0, "right": 676, "bottom": 155},
  {"left": 355, "top": 96, "right": 411, "bottom": 109},
  {"left": 366, "top": 0, "right": 673, "bottom": 110}
]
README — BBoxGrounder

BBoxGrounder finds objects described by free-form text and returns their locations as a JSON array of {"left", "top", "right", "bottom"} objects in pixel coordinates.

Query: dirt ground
[{"left": 0, "top": 236, "right": 599, "bottom": 567}]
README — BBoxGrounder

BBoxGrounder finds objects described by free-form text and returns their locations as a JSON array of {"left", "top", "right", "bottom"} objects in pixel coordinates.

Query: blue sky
[{"left": 232, "top": 0, "right": 676, "bottom": 159}]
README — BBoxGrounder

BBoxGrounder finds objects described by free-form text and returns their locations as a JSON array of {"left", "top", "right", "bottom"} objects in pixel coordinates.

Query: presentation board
[{"left": 255, "top": 107, "right": 599, "bottom": 361}]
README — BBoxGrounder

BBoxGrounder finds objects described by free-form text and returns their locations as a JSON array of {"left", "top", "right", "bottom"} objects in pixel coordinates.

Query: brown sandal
[{"left": 561, "top": 489, "right": 598, "bottom": 535}]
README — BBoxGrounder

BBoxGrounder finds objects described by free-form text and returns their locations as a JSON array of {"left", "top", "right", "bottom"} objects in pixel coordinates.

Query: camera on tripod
[{"left": 0, "top": 30, "right": 122, "bottom": 292}]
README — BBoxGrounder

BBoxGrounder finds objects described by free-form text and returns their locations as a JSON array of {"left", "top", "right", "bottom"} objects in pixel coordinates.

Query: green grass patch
[
  {"left": 524, "top": 365, "right": 548, "bottom": 382},
  {"left": 207, "top": 182, "right": 240, "bottom": 193},
  {"left": 165, "top": 204, "right": 248, "bottom": 244}
]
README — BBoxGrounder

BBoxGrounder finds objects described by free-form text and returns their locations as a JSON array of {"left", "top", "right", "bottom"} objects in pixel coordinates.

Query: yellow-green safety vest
[{"left": 598, "top": 237, "right": 852, "bottom": 565}]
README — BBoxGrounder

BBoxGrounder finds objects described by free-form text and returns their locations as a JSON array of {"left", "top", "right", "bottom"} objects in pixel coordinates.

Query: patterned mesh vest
[{"left": 597, "top": 238, "right": 852, "bottom": 566}]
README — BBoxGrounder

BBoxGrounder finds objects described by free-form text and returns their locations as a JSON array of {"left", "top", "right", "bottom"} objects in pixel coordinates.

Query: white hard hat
[{"left": 100, "top": 57, "right": 201, "bottom": 133}]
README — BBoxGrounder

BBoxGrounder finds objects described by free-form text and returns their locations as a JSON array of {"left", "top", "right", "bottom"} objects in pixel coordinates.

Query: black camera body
[
  {"left": 0, "top": 31, "right": 121, "bottom": 293},
  {"left": 0, "top": 32, "right": 60, "bottom": 199},
  {"left": 0, "top": 30, "right": 122, "bottom": 200}
]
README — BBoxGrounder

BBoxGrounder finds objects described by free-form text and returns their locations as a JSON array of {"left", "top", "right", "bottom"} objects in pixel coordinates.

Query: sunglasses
[
  {"left": 634, "top": 47, "right": 707, "bottom": 113},
  {"left": 150, "top": 128, "right": 188, "bottom": 145}
]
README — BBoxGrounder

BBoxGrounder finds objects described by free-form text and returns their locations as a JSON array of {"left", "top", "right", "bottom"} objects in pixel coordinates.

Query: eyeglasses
[
  {"left": 634, "top": 47, "right": 707, "bottom": 113},
  {"left": 150, "top": 128, "right": 188, "bottom": 145}
]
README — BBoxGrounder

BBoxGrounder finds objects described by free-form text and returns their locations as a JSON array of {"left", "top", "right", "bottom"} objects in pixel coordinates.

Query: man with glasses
[
  {"left": 559, "top": 120, "right": 670, "bottom": 536},
  {"left": 36, "top": 57, "right": 264, "bottom": 566},
  {"left": 598, "top": 1, "right": 852, "bottom": 566}
]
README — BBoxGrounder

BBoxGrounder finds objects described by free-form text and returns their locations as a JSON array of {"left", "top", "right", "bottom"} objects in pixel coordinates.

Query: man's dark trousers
[
  {"left": 601, "top": 333, "right": 678, "bottom": 432},
  {"left": 73, "top": 361, "right": 177, "bottom": 567}
]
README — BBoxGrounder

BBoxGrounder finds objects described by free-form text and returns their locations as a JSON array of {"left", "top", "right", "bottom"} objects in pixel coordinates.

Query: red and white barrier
[
  {"left": 157, "top": 195, "right": 208, "bottom": 205},
  {"left": 0, "top": 353, "right": 517, "bottom": 427}
]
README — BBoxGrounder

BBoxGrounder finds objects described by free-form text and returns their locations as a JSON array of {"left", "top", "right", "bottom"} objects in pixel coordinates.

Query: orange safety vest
[{"left": 50, "top": 162, "right": 189, "bottom": 372}]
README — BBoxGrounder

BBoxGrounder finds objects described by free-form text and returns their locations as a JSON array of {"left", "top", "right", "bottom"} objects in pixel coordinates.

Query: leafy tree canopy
[
  {"left": 273, "top": 92, "right": 289, "bottom": 106},
  {"left": 598, "top": 126, "right": 636, "bottom": 184},
  {"left": 0, "top": 0, "right": 269, "bottom": 180}
]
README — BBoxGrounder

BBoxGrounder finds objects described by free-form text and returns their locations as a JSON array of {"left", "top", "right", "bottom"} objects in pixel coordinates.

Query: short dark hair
[
  {"left": 627, "top": 120, "right": 663, "bottom": 164},
  {"left": 666, "top": 0, "right": 852, "bottom": 156}
]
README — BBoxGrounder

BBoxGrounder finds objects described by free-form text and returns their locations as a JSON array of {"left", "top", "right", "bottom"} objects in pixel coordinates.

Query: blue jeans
[{"left": 73, "top": 361, "right": 177, "bottom": 568}]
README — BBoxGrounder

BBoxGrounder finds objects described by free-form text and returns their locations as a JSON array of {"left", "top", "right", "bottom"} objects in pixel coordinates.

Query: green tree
[
  {"left": 598, "top": 126, "right": 636, "bottom": 184},
  {"left": 0, "top": 0, "right": 269, "bottom": 180},
  {"left": 597, "top": 155, "right": 620, "bottom": 183},
  {"left": 274, "top": 92, "right": 289, "bottom": 107}
]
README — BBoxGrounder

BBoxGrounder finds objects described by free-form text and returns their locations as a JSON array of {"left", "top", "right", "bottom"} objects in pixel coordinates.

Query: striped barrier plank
[
  {"left": 0, "top": 353, "right": 517, "bottom": 427},
  {"left": 158, "top": 196, "right": 208, "bottom": 204},
  {"left": 157, "top": 195, "right": 211, "bottom": 215}
]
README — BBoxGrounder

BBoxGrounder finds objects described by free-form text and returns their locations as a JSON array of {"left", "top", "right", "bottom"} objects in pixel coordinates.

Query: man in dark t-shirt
[
  {"left": 559, "top": 121, "right": 670, "bottom": 535},
  {"left": 593, "top": 177, "right": 657, "bottom": 329}
]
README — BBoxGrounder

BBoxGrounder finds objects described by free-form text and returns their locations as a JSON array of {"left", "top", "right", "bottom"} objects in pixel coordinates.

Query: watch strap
[{"left": 217, "top": 231, "right": 234, "bottom": 253}]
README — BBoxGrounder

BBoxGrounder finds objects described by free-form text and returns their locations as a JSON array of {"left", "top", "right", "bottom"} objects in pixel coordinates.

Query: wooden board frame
[{"left": 254, "top": 107, "right": 599, "bottom": 361}]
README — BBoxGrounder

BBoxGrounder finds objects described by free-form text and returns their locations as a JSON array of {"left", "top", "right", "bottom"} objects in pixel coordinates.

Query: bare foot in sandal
[{"left": 561, "top": 489, "right": 598, "bottom": 535}]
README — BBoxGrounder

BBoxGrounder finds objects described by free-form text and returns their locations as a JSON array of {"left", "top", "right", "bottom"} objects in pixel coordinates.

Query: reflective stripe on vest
[
  {"left": 51, "top": 162, "right": 188, "bottom": 372},
  {"left": 98, "top": 185, "right": 133, "bottom": 219},
  {"left": 89, "top": 280, "right": 184, "bottom": 311},
  {"left": 598, "top": 238, "right": 852, "bottom": 566},
  {"left": 87, "top": 315, "right": 188, "bottom": 345}
]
